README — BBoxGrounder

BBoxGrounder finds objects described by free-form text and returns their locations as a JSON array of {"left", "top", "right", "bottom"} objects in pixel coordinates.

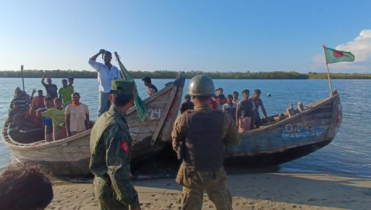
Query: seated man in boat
[
  {"left": 249, "top": 89, "right": 268, "bottom": 128},
  {"left": 180, "top": 94, "right": 194, "bottom": 114},
  {"left": 37, "top": 97, "right": 54, "bottom": 142},
  {"left": 8, "top": 102, "right": 24, "bottom": 124},
  {"left": 68, "top": 76, "right": 74, "bottom": 87},
  {"left": 41, "top": 98, "right": 66, "bottom": 141},
  {"left": 59, "top": 79, "right": 74, "bottom": 106},
  {"left": 65, "top": 92, "right": 90, "bottom": 137},
  {"left": 0, "top": 163, "right": 53, "bottom": 210},
  {"left": 10, "top": 89, "right": 29, "bottom": 113},
  {"left": 232, "top": 91, "right": 239, "bottom": 103},
  {"left": 142, "top": 76, "right": 158, "bottom": 97},
  {"left": 236, "top": 89, "right": 256, "bottom": 133},
  {"left": 222, "top": 95, "right": 237, "bottom": 123}
]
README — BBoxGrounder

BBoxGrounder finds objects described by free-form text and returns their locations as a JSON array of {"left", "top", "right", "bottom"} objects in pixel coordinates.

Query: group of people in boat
[
  {"left": 8, "top": 75, "right": 90, "bottom": 142},
  {"left": 180, "top": 87, "right": 268, "bottom": 133}
]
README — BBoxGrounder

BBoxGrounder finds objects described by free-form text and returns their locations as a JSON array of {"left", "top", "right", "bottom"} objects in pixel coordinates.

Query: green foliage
[{"left": 0, "top": 70, "right": 370, "bottom": 79}]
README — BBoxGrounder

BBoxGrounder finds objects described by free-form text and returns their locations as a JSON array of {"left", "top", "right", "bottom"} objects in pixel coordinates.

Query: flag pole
[
  {"left": 323, "top": 45, "right": 334, "bottom": 97},
  {"left": 21, "top": 65, "right": 25, "bottom": 92}
]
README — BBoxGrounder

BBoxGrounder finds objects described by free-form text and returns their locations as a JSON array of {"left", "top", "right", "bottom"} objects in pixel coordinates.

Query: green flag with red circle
[{"left": 324, "top": 46, "right": 355, "bottom": 64}]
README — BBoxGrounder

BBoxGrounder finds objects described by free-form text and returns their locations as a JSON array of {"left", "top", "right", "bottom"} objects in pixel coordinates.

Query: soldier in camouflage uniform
[
  {"left": 89, "top": 80, "right": 141, "bottom": 210},
  {"left": 172, "top": 75, "right": 241, "bottom": 210}
]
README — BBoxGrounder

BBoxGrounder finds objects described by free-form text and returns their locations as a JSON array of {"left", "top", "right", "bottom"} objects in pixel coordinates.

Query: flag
[
  {"left": 116, "top": 54, "right": 147, "bottom": 122},
  {"left": 324, "top": 46, "right": 355, "bottom": 64}
]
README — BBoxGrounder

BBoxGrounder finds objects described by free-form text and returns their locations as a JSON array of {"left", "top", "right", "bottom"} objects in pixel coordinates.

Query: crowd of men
[
  {"left": 180, "top": 87, "right": 268, "bottom": 133},
  {"left": 8, "top": 74, "right": 90, "bottom": 142}
]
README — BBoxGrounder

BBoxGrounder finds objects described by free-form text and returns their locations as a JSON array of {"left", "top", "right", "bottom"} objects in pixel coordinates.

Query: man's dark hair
[
  {"left": 37, "top": 90, "right": 43, "bottom": 93},
  {"left": 242, "top": 89, "right": 250, "bottom": 94},
  {"left": 254, "top": 89, "right": 261, "bottom": 94},
  {"left": 219, "top": 94, "right": 226, "bottom": 100},
  {"left": 105, "top": 51, "right": 112, "bottom": 56},
  {"left": 62, "top": 79, "right": 67, "bottom": 83},
  {"left": 72, "top": 92, "right": 80, "bottom": 97},
  {"left": 185, "top": 94, "right": 191, "bottom": 100},
  {"left": 233, "top": 91, "right": 238, "bottom": 96},
  {"left": 227, "top": 94, "right": 233, "bottom": 99},
  {"left": 0, "top": 163, "right": 53, "bottom": 210},
  {"left": 45, "top": 97, "right": 53, "bottom": 102},
  {"left": 142, "top": 76, "right": 152, "bottom": 84},
  {"left": 54, "top": 98, "right": 62, "bottom": 103},
  {"left": 112, "top": 94, "right": 134, "bottom": 107},
  {"left": 68, "top": 76, "right": 74, "bottom": 80}
]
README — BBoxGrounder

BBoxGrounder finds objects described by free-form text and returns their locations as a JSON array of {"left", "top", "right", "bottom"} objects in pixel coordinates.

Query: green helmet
[{"left": 187, "top": 75, "right": 215, "bottom": 96}]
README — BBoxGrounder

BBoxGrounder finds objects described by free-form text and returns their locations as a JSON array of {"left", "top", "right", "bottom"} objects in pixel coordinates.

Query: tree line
[{"left": 0, "top": 70, "right": 370, "bottom": 79}]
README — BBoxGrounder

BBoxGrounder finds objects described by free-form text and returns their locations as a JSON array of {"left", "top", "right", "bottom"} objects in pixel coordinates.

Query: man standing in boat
[
  {"left": 41, "top": 71, "right": 58, "bottom": 99},
  {"left": 142, "top": 76, "right": 158, "bottom": 97},
  {"left": 89, "top": 80, "right": 141, "bottom": 210},
  {"left": 250, "top": 89, "right": 268, "bottom": 128},
  {"left": 89, "top": 49, "right": 122, "bottom": 117},
  {"left": 172, "top": 75, "right": 240, "bottom": 210}
]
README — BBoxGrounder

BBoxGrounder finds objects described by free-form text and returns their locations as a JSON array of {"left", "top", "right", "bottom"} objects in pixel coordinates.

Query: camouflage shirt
[{"left": 89, "top": 106, "right": 140, "bottom": 209}]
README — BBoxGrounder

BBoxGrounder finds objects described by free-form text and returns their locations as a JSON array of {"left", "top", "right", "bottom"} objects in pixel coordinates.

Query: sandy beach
[{"left": 46, "top": 173, "right": 371, "bottom": 210}]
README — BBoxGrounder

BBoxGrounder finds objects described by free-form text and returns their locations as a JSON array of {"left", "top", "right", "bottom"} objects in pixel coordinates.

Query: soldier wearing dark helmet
[{"left": 172, "top": 75, "right": 241, "bottom": 210}]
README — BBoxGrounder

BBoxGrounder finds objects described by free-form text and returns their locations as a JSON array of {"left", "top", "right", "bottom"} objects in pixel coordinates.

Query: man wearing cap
[
  {"left": 89, "top": 80, "right": 141, "bottom": 210},
  {"left": 89, "top": 49, "right": 122, "bottom": 117},
  {"left": 172, "top": 75, "right": 240, "bottom": 210}
]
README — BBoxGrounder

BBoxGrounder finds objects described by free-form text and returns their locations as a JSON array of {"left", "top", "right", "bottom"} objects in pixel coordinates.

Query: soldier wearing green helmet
[
  {"left": 89, "top": 79, "right": 141, "bottom": 210},
  {"left": 172, "top": 75, "right": 241, "bottom": 210}
]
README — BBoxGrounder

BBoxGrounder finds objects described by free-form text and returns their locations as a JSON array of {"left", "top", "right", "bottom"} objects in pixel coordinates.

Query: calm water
[{"left": 0, "top": 78, "right": 370, "bottom": 178}]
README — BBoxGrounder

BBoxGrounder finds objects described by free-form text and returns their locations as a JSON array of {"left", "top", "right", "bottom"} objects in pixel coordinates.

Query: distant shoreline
[{"left": 0, "top": 70, "right": 370, "bottom": 79}]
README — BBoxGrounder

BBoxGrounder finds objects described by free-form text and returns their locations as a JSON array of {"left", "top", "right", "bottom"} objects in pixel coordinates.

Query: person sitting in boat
[
  {"left": 10, "top": 89, "right": 29, "bottom": 113},
  {"left": 36, "top": 97, "right": 54, "bottom": 142},
  {"left": 41, "top": 98, "right": 66, "bottom": 141},
  {"left": 41, "top": 71, "right": 58, "bottom": 99},
  {"left": 8, "top": 102, "right": 24, "bottom": 124},
  {"left": 232, "top": 91, "right": 239, "bottom": 103},
  {"left": 217, "top": 94, "right": 226, "bottom": 110},
  {"left": 180, "top": 94, "right": 194, "bottom": 114},
  {"left": 68, "top": 76, "right": 74, "bottom": 87},
  {"left": 58, "top": 79, "right": 74, "bottom": 106},
  {"left": 222, "top": 95, "right": 237, "bottom": 123},
  {"left": 30, "top": 89, "right": 45, "bottom": 110},
  {"left": 65, "top": 92, "right": 90, "bottom": 137},
  {"left": 89, "top": 49, "right": 122, "bottom": 117},
  {"left": 0, "top": 163, "right": 53, "bottom": 210},
  {"left": 26, "top": 103, "right": 43, "bottom": 127},
  {"left": 142, "top": 76, "right": 158, "bottom": 97},
  {"left": 236, "top": 89, "right": 256, "bottom": 133},
  {"left": 249, "top": 89, "right": 268, "bottom": 128}
]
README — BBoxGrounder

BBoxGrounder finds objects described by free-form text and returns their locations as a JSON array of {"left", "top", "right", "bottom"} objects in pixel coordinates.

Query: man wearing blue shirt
[{"left": 89, "top": 49, "right": 122, "bottom": 117}]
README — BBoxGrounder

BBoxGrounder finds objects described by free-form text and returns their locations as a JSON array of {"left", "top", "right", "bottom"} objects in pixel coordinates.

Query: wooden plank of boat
[
  {"left": 224, "top": 93, "right": 342, "bottom": 167},
  {"left": 1, "top": 72, "right": 186, "bottom": 176}
]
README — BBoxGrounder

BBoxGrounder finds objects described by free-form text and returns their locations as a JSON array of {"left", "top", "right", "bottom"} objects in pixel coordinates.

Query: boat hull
[{"left": 225, "top": 94, "right": 342, "bottom": 167}]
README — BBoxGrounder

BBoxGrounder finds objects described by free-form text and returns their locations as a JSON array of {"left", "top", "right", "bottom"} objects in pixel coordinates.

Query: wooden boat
[
  {"left": 224, "top": 92, "right": 342, "bottom": 167},
  {"left": 2, "top": 72, "right": 186, "bottom": 175}
]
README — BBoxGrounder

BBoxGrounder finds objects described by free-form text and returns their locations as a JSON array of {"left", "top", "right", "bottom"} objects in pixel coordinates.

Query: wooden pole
[
  {"left": 21, "top": 65, "right": 25, "bottom": 91},
  {"left": 323, "top": 45, "right": 333, "bottom": 97}
]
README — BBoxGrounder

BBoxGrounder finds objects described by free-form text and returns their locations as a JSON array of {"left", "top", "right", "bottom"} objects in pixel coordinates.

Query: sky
[{"left": 0, "top": 0, "right": 370, "bottom": 73}]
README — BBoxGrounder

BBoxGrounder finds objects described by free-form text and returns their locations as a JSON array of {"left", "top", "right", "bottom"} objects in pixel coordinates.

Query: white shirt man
[{"left": 88, "top": 50, "right": 121, "bottom": 116}]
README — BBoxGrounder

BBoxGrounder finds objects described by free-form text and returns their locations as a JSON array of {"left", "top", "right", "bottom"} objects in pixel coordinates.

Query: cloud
[{"left": 311, "top": 29, "right": 371, "bottom": 72}]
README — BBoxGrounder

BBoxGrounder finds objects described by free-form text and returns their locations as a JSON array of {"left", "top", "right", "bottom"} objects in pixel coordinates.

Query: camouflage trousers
[
  {"left": 93, "top": 177, "right": 129, "bottom": 210},
  {"left": 181, "top": 181, "right": 232, "bottom": 210}
]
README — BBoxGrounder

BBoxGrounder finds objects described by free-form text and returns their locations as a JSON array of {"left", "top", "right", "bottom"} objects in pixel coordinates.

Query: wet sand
[{"left": 46, "top": 173, "right": 371, "bottom": 210}]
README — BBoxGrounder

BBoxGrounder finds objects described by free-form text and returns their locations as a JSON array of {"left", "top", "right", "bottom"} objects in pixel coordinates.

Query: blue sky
[{"left": 0, "top": 0, "right": 370, "bottom": 73}]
